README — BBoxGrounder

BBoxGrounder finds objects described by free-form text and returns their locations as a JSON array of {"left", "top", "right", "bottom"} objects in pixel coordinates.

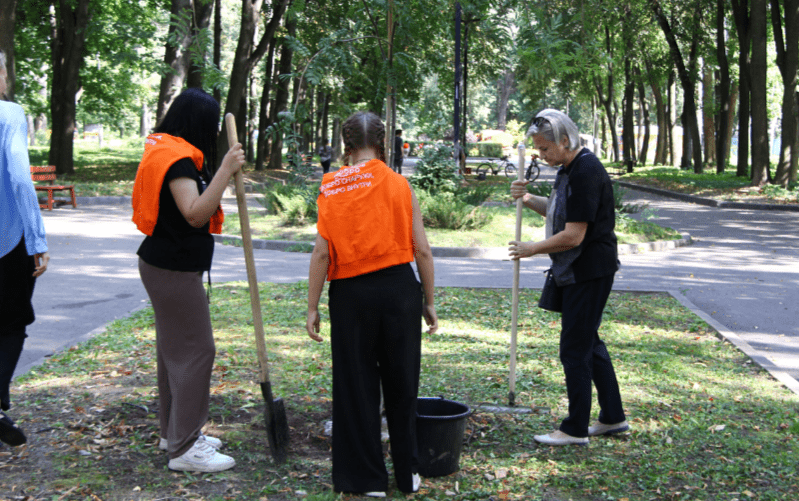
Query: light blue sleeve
[{"left": 6, "top": 105, "right": 48, "bottom": 255}]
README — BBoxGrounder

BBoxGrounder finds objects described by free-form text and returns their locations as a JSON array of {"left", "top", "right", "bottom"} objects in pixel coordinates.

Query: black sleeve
[{"left": 164, "top": 158, "right": 200, "bottom": 183}]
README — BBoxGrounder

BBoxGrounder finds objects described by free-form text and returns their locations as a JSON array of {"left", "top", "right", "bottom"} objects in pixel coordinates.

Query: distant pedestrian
[
  {"left": 509, "top": 109, "right": 628, "bottom": 446},
  {"left": 318, "top": 139, "right": 333, "bottom": 174},
  {"left": 306, "top": 111, "right": 437, "bottom": 497},
  {"left": 393, "top": 129, "right": 404, "bottom": 174},
  {"left": 0, "top": 49, "right": 50, "bottom": 448},
  {"left": 132, "top": 88, "right": 244, "bottom": 472}
]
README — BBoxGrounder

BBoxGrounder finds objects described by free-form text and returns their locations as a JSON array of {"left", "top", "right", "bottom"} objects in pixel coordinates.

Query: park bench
[{"left": 30, "top": 165, "right": 77, "bottom": 210}]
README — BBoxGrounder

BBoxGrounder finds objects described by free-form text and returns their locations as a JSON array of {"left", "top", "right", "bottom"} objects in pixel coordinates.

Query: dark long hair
[
  {"left": 341, "top": 111, "right": 386, "bottom": 164},
  {"left": 154, "top": 88, "right": 220, "bottom": 180}
]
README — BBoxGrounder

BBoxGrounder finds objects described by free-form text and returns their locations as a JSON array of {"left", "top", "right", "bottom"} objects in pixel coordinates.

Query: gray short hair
[{"left": 526, "top": 109, "right": 580, "bottom": 151}]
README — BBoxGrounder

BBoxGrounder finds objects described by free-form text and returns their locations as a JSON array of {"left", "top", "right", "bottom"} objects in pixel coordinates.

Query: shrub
[
  {"left": 261, "top": 182, "right": 318, "bottom": 226},
  {"left": 409, "top": 143, "right": 460, "bottom": 195},
  {"left": 527, "top": 181, "right": 552, "bottom": 198},
  {"left": 455, "top": 183, "right": 495, "bottom": 206},
  {"left": 466, "top": 142, "right": 503, "bottom": 158},
  {"left": 612, "top": 182, "right": 647, "bottom": 214},
  {"left": 418, "top": 191, "right": 493, "bottom": 230}
]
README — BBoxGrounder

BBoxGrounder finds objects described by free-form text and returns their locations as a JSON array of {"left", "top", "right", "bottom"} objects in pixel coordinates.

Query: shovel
[
  {"left": 224, "top": 113, "right": 289, "bottom": 463},
  {"left": 508, "top": 143, "right": 526, "bottom": 407}
]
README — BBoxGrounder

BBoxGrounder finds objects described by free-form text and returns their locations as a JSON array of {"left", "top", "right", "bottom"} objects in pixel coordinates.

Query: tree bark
[
  {"left": 635, "top": 66, "right": 650, "bottom": 167},
  {"left": 716, "top": 0, "right": 732, "bottom": 173},
  {"left": 668, "top": 72, "right": 676, "bottom": 165},
  {"left": 622, "top": 56, "right": 636, "bottom": 172},
  {"left": 48, "top": 0, "right": 91, "bottom": 175},
  {"left": 595, "top": 27, "right": 619, "bottom": 163},
  {"left": 703, "top": 64, "right": 716, "bottom": 167},
  {"left": 0, "top": 0, "right": 18, "bottom": 101},
  {"left": 651, "top": 0, "right": 704, "bottom": 173},
  {"left": 268, "top": 17, "right": 296, "bottom": 171},
  {"left": 186, "top": 0, "right": 215, "bottom": 89},
  {"left": 644, "top": 58, "right": 667, "bottom": 165},
  {"left": 156, "top": 0, "right": 192, "bottom": 125},
  {"left": 771, "top": 0, "right": 799, "bottom": 186},
  {"left": 749, "top": 0, "right": 769, "bottom": 185},
  {"left": 732, "top": 0, "right": 752, "bottom": 177},
  {"left": 213, "top": 0, "right": 222, "bottom": 104},
  {"left": 496, "top": 70, "right": 514, "bottom": 130},
  {"left": 255, "top": 37, "right": 277, "bottom": 171},
  {"left": 220, "top": 0, "right": 290, "bottom": 156}
]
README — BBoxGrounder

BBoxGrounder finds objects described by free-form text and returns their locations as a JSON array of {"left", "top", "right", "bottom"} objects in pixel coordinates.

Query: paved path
[{"left": 16, "top": 167, "right": 799, "bottom": 395}]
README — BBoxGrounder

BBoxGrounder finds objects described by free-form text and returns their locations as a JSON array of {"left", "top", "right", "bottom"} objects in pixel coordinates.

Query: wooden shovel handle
[{"left": 224, "top": 113, "right": 271, "bottom": 384}]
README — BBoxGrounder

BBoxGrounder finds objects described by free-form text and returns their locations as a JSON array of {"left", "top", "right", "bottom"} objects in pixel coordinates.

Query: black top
[
  {"left": 393, "top": 136, "right": 403, "bottom": 163},
  {"left": 549, "top": 148, "right": 619, "bottom": 286},
  {"left": 137, "top": 158, "right": 214, "bottom": 272}
]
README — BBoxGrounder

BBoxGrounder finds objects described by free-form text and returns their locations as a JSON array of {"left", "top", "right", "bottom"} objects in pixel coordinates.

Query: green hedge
[{"left": 466, "top": 142, "right": 503, "bottom": 158}]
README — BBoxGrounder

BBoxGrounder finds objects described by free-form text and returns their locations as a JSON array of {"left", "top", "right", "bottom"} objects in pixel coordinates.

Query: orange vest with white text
[
  {"left": 317, "top": 159, "right": 414, "bottom": 280},
  {"left": 132, "top": 133, "right": 224, "bottom": 236}
]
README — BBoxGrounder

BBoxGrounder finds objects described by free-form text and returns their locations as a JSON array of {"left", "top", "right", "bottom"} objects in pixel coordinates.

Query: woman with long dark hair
[
  {"left": 132, "top": 88, "right": 244, "bottom": 472},
  {"left": 306, "top": 111, "right": 438, "bottom": 497}
]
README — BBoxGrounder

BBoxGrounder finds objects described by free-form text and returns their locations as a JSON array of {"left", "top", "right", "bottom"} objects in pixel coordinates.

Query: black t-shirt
[
  {"left": 136, "top": 158, "right": 214, "bottom": 272},
  {"left": 550, "top": 149, "right": 619, "bottom": 285},
  {"left": 393, "top": 136, "right": 403, "bottom": 164}
]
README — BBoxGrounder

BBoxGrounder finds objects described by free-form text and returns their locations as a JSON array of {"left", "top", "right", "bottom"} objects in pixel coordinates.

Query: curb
[
  {"left": 214, "top": 232, "right": 693, "bottom": 258},
  {"left": 615, "top": 180, "right": 799, "bottom": 212},
  {"left": 667, "top": 289, "right": 799, "bottom": 395}
]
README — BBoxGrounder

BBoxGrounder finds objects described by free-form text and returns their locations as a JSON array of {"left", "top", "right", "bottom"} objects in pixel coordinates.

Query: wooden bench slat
[{"left": 30, "top": 165, "right": 76, "bottom": 210}]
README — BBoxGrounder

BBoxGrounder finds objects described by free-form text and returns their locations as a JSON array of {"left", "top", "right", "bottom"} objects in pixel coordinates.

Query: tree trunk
[
  {"left": 186, "top": 0, "right": 215, "bottom": 89},
  {"left": 703, "top": 64, "right": 716, "bottom": 167},
  {"left": 651, "top": 0, "right": 704, "bottom": 173},
  {"left": 771, "top": 0, "right": 799, "bottom": 186},
  {"left": 140, "top": 100, "right": 150, "bottom": 137},
  {"left": 0, "top": 0, "right": 18, "bottom": 101},
  {"left": 749, "top": 0, "right": 769, "bottom": 185},
  {"left": 732, "top": 0, "right": 752, "bottom": 177},
  {"left": 496, "top": 70, "right": 514, "bottom": 130},
  {"left": 622, "top": 56, "right": 636, "bottom": 172},
  {"left": 156, "top": 0, "right": 192, "bottom": 125},
  {"left": 725, "top": 81, "right": 739, "bottom": 164},
  {"left": 220, "top": 0, "right": 289, "bottom": 157},
  {"left": 321, "top": 93, "right": 330, "bottom": 144},
  {"left": 668, "top": 71, "right": 676, "bottom": 165},
  {"left": 268, "top": 17, "right": 295, "bottom": 171},
  {"left": 716, "top": 0, "right": 732, "bottom": 173},
  {"left": 48, "top": 0, "right": 91, "bottom": 175},
  {"left": 596, "top": 26, "right": 620, "bottom": 163},
  {"left": 247, "top": 73, "right": 257, "bottom": 161},
  {"left": 332, "top": 114, "right": 342, "bottom": 161},
  {"left": 635, "top": 66, "right": 650, "bottom": 166},
  {"left": 213, "top": 0, "right": 222, "bottom": 104},
  {"left": 646, "top": 62, "right": 667, "bottom": 165},
  {"left": 255, "top": 37, "right": 277, "bottom": 171}
]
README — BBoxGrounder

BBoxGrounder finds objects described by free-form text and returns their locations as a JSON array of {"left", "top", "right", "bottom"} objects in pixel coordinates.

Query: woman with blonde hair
[{"left": 306, "top": 111, "right": 437, "bottom": 497}]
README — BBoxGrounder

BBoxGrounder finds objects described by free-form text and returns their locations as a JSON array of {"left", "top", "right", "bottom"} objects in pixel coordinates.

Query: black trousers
[
  {"left": 0, "top": 236, "right": 37, "bottom": 411},
  {"left": 321, "top": 160, "right": 331, "bottom": 174},
  {"left": 558, "top": 274, "right": 626, "bottom": 438},
  {"left": 329, "top": 264, "right": 422, "bottom": 494}
]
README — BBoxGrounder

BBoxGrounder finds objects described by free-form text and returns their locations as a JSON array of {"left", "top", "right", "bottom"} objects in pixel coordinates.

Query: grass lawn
[
  {"left": 609, "top": 165, "right": 799, "bottom": 205},
  {"left": 2, "top": 283, "right": 797, "bottom": 500}
]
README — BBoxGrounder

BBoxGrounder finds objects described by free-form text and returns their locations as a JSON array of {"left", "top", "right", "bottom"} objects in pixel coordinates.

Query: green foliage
[
  {"left": 455, "top": 182, "right": 495, "bottom": 206},
  {"left": 465, "top": 142, "right": 503, "bottom": 158},
  {"left": 262, "top": 182, "right": 318, "bottom": 226},
  {"left": 527, "top": 180, "right": 552, "bottom": 198},
  {"left": 616, "top": 213, "right": 680, "bottom": 241},
  {"left": 409, "top": 143, "right": 460, "bottom": 195},
  {"left": 612, "top": 182, "right": 648, "bottom": 214},
  {"left": 417, "top": 191, "right": 493, "bottom": 230}
]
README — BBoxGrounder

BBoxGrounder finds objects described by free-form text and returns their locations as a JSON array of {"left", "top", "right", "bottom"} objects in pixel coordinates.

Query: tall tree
[
  {"left": 186, "top": 0, "right": 215, "bottom": 89},
  {"left": 48, "top": 0, "right": 91, "bottom": 175},
  {"left": 731, "top": 0, "right": 752, "bottom": 177},
  {"left": 771, "top": 0, "right": 799, "bottom": 185},
  {"left": 651, "top": 0, "right": 705, "bottom": 173},
  {"left": 218, "top": 0, "right": 289, "bottom": 156},
  {"left": 155, "top": 0, "right": 192, "bottom": 125},
  {"left": 0, "top": 0, "right": 18, "bottom": 101},
  {"left": 748, "top": 0, "right": 769, "bottom": 185},
  {"left": 268, "top": 17, "right": 295, "bottom": 171},
  {"left": 716, "top": 0, "right": 732, "bottom": 173}
]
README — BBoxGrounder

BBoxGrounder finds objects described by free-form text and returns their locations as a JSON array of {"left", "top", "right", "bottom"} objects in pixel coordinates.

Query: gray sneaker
[
  {"left": 588, "top": 420, "right": 629, "bottom": 436},
  {"left": 168, "top": 438, "right": 235, "bottom": 472}
]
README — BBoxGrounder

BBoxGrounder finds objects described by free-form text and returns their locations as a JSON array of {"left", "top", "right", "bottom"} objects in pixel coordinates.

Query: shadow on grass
[{"left": 2, "top": 283, "right": 797, "bottom": 500}]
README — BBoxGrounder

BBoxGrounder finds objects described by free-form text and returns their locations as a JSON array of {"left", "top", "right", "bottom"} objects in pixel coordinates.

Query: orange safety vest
[
  {"left": 317, "top": 159, "right": 414, "bottom": 280},
  {"left": 132, "top": 133, "right": 224, "bottom": 236}
]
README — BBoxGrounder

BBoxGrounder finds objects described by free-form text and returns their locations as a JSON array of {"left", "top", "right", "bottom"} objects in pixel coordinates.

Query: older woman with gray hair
[{"left": 508, "top": 109, "right": 628, "bottom": 446}]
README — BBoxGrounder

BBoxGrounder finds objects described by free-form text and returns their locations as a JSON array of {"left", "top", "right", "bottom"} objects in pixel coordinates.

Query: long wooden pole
[{"left": 509, "top": 143, "right": 526, "bottom": 406}]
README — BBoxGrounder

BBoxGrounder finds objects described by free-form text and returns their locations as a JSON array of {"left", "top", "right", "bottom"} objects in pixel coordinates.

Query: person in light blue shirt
[{"left": 0, "top": 49, "right": 49, "bottom": 447}]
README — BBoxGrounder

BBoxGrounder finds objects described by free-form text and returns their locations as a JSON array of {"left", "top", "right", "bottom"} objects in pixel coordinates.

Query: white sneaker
[
  {"left": 588, "top": 420, "right": 629, "bottom": 437},
  {"left": 365, "top": 492, "right": 386, "bottom": 498},
  {"left": 159, "top": 434, "right": 222, "bottom": 451},
  {"left": 412, "top": 473, "right": 421, "bottom": 492},
  {"left": 168, "top": 439, "right": 235, "bottom": 472}
]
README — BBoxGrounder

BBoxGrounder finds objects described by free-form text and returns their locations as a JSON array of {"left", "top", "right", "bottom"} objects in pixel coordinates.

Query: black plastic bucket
[{"left": 416, "top": 397, "right": 471, "bottom": 477}]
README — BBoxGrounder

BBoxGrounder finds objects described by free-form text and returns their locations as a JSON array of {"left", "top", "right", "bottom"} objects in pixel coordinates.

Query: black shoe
[{"left": 0, "top": 410, "right": 27, "bottom": 446}]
